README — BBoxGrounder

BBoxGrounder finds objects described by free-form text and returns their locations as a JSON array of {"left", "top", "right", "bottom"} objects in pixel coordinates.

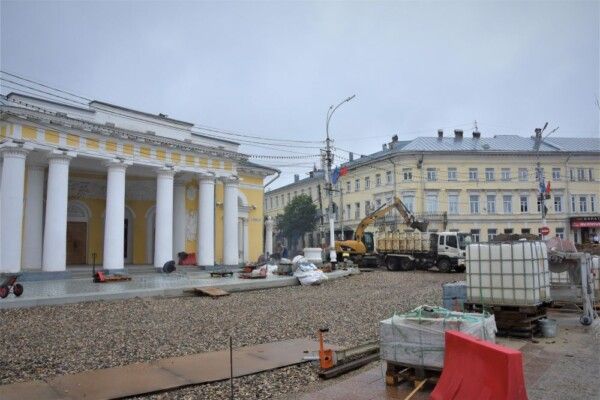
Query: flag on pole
[
  {"left": 332, "top": 167, "right": 340, "bottom": 185},
  {"left": 546, "top": 181, "right": 551, "bottom": 193},
  {"left": 539, "top": 177, "right": 546, "bottom": 194},
  {"left": 339, "top": 166, "right": 349, "bottom": 176}
]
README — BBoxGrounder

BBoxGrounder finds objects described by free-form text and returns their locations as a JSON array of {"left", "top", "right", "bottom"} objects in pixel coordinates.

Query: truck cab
[{"left": 435, "top": 232, "right": 470, "bottom": 270}]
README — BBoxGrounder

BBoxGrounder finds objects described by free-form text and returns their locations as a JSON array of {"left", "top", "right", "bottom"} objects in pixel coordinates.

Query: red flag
[
  {"left": 339, "top": 166, "right": 349, "bottom": 176},
  {"left": 546, "top": 181, "right": 551, "bottom": 193}
]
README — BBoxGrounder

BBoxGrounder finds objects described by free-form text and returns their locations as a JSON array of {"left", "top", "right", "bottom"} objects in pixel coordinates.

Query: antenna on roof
[{"left": 473, "top": 120, "right": 478, "bottom": 131}]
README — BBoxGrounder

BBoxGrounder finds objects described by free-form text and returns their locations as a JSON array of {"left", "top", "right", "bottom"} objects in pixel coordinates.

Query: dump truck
[
  {"left": 335, "top": 196, "right": 429, "bottom": 267},
  {"left": 376, "top": 230, "right": 469, "bottom": 272}
]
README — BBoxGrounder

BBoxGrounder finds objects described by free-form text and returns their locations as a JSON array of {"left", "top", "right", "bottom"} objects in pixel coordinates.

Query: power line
[{"left": 0, "top": 70, "right": 325, "bottom": 145}]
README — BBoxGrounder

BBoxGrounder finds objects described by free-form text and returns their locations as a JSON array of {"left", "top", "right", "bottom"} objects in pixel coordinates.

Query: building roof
[
  {"left": 89, "top": 100, "right": 194, "bottom": 127},
  {"left": 341, "top": 140, "right": 411, "bottom": 169},
  {"left": 238, "top": 160, "right": 279, "bottom": 175},
  {"left": 266, "top": 170, "right": 325, "bottom": 194},
  {"left": 400, "top": 135, "right": 600, "bottom": 153}
]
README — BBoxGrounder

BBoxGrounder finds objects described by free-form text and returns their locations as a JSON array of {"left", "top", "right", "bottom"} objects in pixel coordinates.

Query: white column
[
  {"left": 42, "top": 154, "right": 73, "bottom": 271},
  {"left": 23, "top": 165, "right": 46, "bottom": 269},
  {"left": 223, "top": 178, "right": 239, "bottom": 266},
  {"left": 243, "top": 218, "right": 249, "bottom": 263},
  {"left": 103, "top": 161, "right": 128, "bottom": 270},
  {"left": 154, "top": 168, "right": 175, "bottom": 269},
  {"left": 0, "top": 146, "right": 29, "bottom": 273},
  {"left": 265, "top": 216, "right": 274, "bottom": 256},
  {"left": 197, "top": 174, "right": 215, "bottom": 267},
  {"left": 173, "top": 181, "right": 186, "bottom": 261}
]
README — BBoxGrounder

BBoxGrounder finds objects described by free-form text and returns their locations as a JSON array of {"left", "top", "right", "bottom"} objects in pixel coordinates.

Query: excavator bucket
[{"left": 410, "top": 219, "right": 429, "bottom": 232}]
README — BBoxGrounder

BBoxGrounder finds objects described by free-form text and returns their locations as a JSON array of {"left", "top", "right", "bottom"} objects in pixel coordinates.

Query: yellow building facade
[{"left": 0, "top": 93, "right": 275, "bottom": 274}]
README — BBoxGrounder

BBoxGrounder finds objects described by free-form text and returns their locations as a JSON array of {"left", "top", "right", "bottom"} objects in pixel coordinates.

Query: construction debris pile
[{"left": 380, "top": 305, "right": 496, "bottom": 369}]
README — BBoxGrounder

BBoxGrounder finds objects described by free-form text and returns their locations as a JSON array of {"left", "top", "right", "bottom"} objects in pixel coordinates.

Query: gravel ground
[{"left": 0, "top": 269, "right": 458, "bottom": 398}]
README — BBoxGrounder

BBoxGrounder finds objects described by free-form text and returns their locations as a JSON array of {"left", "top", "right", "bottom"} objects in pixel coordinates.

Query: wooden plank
[{"left": 194, "top": 287, "right": 230, "bottom": 298}]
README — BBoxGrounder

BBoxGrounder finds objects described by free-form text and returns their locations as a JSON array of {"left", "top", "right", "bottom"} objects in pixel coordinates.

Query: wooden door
[{"left": 67, "top": 222, "right": 87, "bottom": 265}]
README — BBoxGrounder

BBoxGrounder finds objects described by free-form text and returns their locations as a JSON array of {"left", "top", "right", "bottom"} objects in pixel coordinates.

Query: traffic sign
[{"left": 540, "top": 226, "right": 550, "bottom": 236}]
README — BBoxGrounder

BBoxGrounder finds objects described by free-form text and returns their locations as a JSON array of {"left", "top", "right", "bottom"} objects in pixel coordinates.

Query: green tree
[{"left": 276, "top": 194, "right": 318, "bottom": 252}]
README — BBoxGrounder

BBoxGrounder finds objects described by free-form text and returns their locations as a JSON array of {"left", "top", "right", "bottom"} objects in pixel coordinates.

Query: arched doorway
[
  {"left": 124, "top": 206, "right": 135, "bottom": 264},
  {"left": 67, "top": 201, "right": 90, "bottom": 265},
  {"left": 145, "top": 206, "right": 156, "bottom": 264}
]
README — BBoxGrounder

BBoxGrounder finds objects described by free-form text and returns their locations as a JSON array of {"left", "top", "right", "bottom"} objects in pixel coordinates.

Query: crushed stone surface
[{"left": 0, "top": 269, "right": 457, "bottom": 398}]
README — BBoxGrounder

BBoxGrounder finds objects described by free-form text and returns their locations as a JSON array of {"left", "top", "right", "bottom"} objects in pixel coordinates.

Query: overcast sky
[{"left": 1, "top": 0, "right": 598, "bottom": 187}]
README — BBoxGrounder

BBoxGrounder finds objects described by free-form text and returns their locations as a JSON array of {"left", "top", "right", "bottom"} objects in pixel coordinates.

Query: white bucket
[
  {"left": 303, "top": 247, "right": 323, "bottom": 263},
  {"left": 539, "top": 318, "right": 558, "bottom": 338}
]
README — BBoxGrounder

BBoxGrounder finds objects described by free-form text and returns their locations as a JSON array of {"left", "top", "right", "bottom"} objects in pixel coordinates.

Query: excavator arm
[{"left": 335, "top": 197, "right": 429, "bottom": 258}]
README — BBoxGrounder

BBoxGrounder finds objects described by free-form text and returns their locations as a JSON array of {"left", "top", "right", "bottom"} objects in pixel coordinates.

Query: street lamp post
[{"left": 325, "top": 95, "right": 355, "bottom": 264}]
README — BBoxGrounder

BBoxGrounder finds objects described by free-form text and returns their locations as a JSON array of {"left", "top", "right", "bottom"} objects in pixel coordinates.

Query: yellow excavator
[{"left": 335, "top": 196, "right": 429, "bottom": 266}]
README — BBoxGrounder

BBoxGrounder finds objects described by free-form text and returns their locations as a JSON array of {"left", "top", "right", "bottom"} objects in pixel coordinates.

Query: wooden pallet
[
  {"left": 385, "top": 360, "right": 441, "bottom": 386},
  {"left": 464, "top": 302, "right": 547, "bottom": 338},
  {"left": 185, "top": 287, "right": 230, "bottom": 298}
]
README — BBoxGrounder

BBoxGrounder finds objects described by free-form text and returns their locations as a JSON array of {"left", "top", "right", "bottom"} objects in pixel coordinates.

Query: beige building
[{"left": 333, "top": 131, "right": 599, "bottom": 244}]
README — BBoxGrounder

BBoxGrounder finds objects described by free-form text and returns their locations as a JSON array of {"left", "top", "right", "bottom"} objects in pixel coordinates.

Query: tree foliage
[{"left": 276, "top": 194, "right": 318, "bottom": 245}]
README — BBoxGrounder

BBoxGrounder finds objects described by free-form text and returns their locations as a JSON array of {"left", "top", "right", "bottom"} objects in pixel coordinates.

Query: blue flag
[
  {"left": 332, "top": 167, "right": 340, "bottom": 185},
  {"left": 539, "top": 177, "right": 546, "bottom": 194}
]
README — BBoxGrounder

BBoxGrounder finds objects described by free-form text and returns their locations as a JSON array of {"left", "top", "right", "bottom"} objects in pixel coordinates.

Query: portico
[{"left": 0, "top": 92, "right": 277, "bottom": 275}]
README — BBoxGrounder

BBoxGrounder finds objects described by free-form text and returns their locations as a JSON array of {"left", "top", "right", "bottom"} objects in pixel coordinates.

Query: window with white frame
[
  {"left": 375, "top": 174, "right": 381, "bottom": 187},
  {"left": 469, "top": 168, "right": 478, "bottom": 181},
  {"left": 346, "top": 181, "right": 351, "bottom": 193},
  {"left": 521, "top": 228, "right": 531, "bottom": 234},
  {"left": 486, "top": 194, "right": 496, "bottom": 214},
  {"left": 365, "top": 200, "right": 371, "bottom": 215},
  {"left": 470, "top": 229, "right": 480, "bottom": 242},
  {"left": 535, "top": 167, "right": 545, "bottom": 180},
  {"left": 485, "top": 168, "right": 495, "bottom": 181},
  {"left": 355, "top": 179, "right": 360, "bottom": 191},
  {"left": 571, "top": 195, "right": 576, "bottom": 212},
  {"left": 386, "top": 171, "right": 392, "bottom": 185},
  {"left": 589, "top": 168, "right": 594, "bottom": 181},
  {"left": 426, "top": 168, "right": 437, "bottom": 181},
  {"left": 501, "top": 168, "right": 511, "bottom": 181},
  {"left": 591, "top": 195, "right": 596, "bottom": 212},
  {"left": 269, "top": 197, "right": 273, "bottom": 209},
  {"left": 426, "top": 193, "right": 438, "bottom": 214},
  {"left": 579, "top": 196, "right": 587, "bottom": 212},
  {"left": 365, "top": 176, "right": 370, "bottom": 190},
  {"left": 402, "top": 194, "right": 415, "bottom": 212},
  {"left": 556, "top": 227, "right": 564, "bottom": 239},
  {"left": 447, "top": 168, "right": 457, "bottom": 181},
  {"left": 354, "top": 202, "right": 360, "bottom": 219},
  {"left": 403, "top": 168, "right": 413, "bottom": 181},
  {"left": 504, "top": 228, "right": 514, "bottom": 234},
  {"left": 570, "top": 169, "right": 575, "bottom": 181},
  {"left": 470, "top": 194, "right": 480, "bottom": 214},
  {"left": 520, "top": 195, "right": 528, "bottom": 213},
  {"left": 487, "top": 228, "right": 497, "bottom": 242},
  {"left": 577, "top": 168, "right": 586, "bottom": 181},
  {"left": 554, "top": 195, "right": 562, "bottom": 213},
  {"left": 376, "top": 198, "right": 382, "bottom": 207},
  {"left": 448, "top": 194, "right": 459, "bottom": 215},
  {"left": 518, "top": 168, "right": 528, "bottom": 181},
  {"left": 346, "top": 204, "right": 351, "bottom": 219},
  {"left": 552, "top": 167, "right": 561, "bottom": 180},
  {"left": 503, "top": 195, "right": 512, "bottom": 213}
]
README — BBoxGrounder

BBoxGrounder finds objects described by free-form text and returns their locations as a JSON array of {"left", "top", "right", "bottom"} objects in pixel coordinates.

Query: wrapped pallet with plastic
[{"left": 380, "top": 305, "right": 497, "bottom": 369}]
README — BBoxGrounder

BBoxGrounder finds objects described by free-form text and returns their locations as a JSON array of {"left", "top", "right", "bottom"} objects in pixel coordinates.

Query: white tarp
[
  {"left": 292, "top": 256, "right": 328, "bottom": 286},
  {"left": 380, "top": 305, "right": 497, "bottom": 369}
]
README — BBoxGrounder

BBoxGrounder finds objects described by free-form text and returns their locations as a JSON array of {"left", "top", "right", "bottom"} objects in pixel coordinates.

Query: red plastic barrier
[{"left": 430, "top": 331, "right": 527, "bottom": 400}]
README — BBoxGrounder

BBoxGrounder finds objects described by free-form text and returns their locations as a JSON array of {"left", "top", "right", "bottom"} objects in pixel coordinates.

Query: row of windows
[
  {"left": 336, "top": 193, "right": 597, "bottom": 220},
  {"left": 469, "top": 227, "right": 565, "bottom": 242},
  {"left": 340, "top": 166, "right": 595, "bottom": 193},
  {"left": 265, "top": 186, "right": 316, "bottom": 210}
]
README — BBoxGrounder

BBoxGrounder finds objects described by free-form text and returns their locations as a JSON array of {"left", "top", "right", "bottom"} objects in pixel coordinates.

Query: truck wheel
[
  {"left": 386, "top": 258, "right": 399, "bottom": 271},
  {"left": 437, "top": 258, "right": 451, "bottom": 273}
]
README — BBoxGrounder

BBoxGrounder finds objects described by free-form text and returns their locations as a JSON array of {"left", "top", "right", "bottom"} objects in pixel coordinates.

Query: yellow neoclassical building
[
  {"left": 0, "top": 93, "right": 276, "bottom": 275},
  {"left": 265, "top": 131, "right": 600, "bottom": 246}
]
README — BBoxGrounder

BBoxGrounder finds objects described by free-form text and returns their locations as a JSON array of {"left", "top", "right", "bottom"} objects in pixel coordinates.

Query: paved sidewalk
[
  {"left": 0, "top": 269, "right": 354, "bottom": 309},
  {"left": 0, "top": 338, "right": 336, "bottom": 400},
  {"left": 299, "top": 311, "right": 600, "bottom": 400}
]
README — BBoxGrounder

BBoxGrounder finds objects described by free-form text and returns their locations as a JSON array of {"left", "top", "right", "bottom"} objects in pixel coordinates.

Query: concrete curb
[{"left": 0, "top": 270, "right": 354, "bottom": 309}]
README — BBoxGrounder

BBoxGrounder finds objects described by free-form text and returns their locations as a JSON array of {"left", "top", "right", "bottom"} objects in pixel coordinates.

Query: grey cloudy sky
[{"left": 1, "top": 0, "right": 599, "bottom": 187}]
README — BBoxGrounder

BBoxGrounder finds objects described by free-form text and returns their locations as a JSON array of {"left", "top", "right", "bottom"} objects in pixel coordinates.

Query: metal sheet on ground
[{"left": 0, "top": 339, "right": 334, "bottom": 400}]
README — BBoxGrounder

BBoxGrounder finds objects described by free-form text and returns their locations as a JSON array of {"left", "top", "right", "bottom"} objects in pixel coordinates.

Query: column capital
[
  {"left": 0, "top": 141, "right": 32, "bottom": 159},
  {"left": 47, "top": 149, "right": 76, "bottom": 164},
  {"left": 104, "top": 158, "right": 132, "bottom": 170},
  {"left": 198, "top": 172, "right": 216, "bottom": 182},
  {"left": 221, "top": 175, "right": 239, "bottom": 186},
  {"left": 156, "top": 167, "right": 176, "bottom": 178}
]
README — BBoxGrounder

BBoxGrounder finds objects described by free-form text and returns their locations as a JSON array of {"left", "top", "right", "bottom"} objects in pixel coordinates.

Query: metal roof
[
  {"left": 266, "top": 170, "right": 325, "bottom": 193},
  {"left": 400, "top": 135, "right": 600, "bottom": 153}
]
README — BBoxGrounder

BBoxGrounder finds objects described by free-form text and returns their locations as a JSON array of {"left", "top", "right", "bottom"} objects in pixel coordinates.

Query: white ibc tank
[{"left": 466, "top": 241, "right": 551, "bottom": 306}]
